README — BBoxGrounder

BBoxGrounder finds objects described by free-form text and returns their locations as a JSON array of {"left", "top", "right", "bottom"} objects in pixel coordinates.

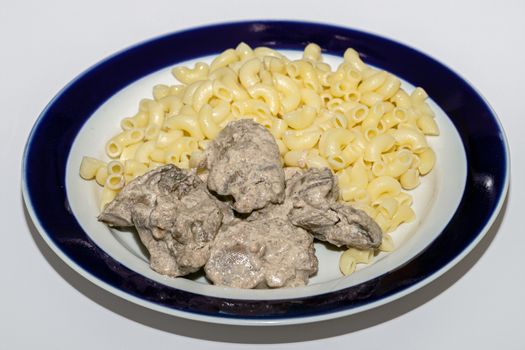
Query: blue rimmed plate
[{"left": 22, "top": 21, "right": 509, "bottom": 326}]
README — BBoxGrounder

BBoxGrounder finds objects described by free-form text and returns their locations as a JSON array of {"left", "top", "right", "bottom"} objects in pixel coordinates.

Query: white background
[{"left": 2, "top": 0, "right": 523, "bottom": 349}]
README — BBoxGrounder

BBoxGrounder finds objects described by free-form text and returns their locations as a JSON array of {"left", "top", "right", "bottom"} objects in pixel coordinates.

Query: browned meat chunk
[
  {"left": 98, "top": 164, "right": 227, "bottom": 277},
  {"left": 97, "top": 165, "right": 175, "bottom": 227},
  {"left": 286, "top": 168, "right": 382, "bottom": 249},
  {"left": 205, "top": 119, "right": 285, "bottom": 214},
  {"left": 205, "top": 218, "right": 318, "bottom": 288}
]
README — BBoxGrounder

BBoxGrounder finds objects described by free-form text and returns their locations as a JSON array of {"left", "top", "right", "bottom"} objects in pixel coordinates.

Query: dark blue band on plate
[{"left": 23, "top": 21, "right": 508, "bottom": 320}]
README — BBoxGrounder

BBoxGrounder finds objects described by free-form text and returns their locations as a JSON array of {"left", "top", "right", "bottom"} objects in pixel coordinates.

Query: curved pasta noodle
[
  {"left": 156, "top": 129, "right": 184, "bottom": 149},
  {"left": 95, "top": 166, "right": 108, "bottom": 186},
  {"left": 247, "top": 83, "right": 280, "bottom": 115},
  {"left": 107, "top": 160, "right": 124, "bottom": 175},
  {"left": 235, "top": 42, "right": 254, "bottom": 61},
  {"left": 413, "top": 102, "right": 434, "bottom": 118},
  {"left": 153, "top": 84, "right": 170, "bottom": 101},
  {"left": 210, "top": 49, "right": 238, "bottom": 72},
  {"left": 305, "top": 151, "right": 330, "bottom": 169},
  {"left": 376, "top": 74, "right": 401, "bottom": 100},
  {"left": 385, "top": 149, "right": 413, "bottom": 177},
  {"left": 284, "top": 105, "right": 317, "bottom": 130},
  {"left": 124, "top": 159, "right": 148, "bottom": 181},
  {"left": 283, "top": 130, "right": 321, "bottom": 150},
  {"left": 164, "top": 137, "right": 199, "bottom": 165},
  {"left": 303, "top": 43, "right": 322, "bottom": 62},
  {"left": 399, "top": 168, "right": 420, "bottom": 189},
  {"left": 417, "top": 113, "right": 440, "bottom": 135},
  {"left": 330, "top": 79, "right": 356, "bottom": 97},
  {"left": 341, "top": 143, "right": 362, "bottom": 165},
  {"left": 418, "top": 148, "right": 436, "bottom": 175},
  {"left": 211, "top": 79, "right": 233, "bottom": 102},
  {"left": 172, "top": 62, "right": 209, "bottom": 84},
  {"left": 105, "top": 128, "right": 145, "bottom": 158},
  {"left": 182, "top": 81, "right": 205, "bottom": 105},
  {"left": 327, "top": 153, "right": 349, "bottom": 170},
  {"left": 390, "top": 204, "right": 415, "bottom": 231},
  {"left": 358, "top": 70, "right": 388, "bottom": 93},
  {"left": 343, "top": 48, "right": 368, "bottom": 72},
  {"left": 159, "top": 95, "right": 183, "bottom": 118},
  {"left": 239, "top": 58, "right": 261, "bottom": 88},
  {"left": 284, "top": 150, "right": 308, "bottom": 168},
  {"left": 378, "top": 233, "right": 394, "bottom": 252},
  {"left": 210, "top": 99, "right": 231, "bottom": 124},
  {"left": 391, "top": 89, "right": 412, "bottom": 109},
  {"left": 318, "top": 128, "right": 355, "bottom": 157},
  {"left": 345, "top": 247, "right": 374, "bottom": 264},
  {"left": 105, "top": 173, "right": 125, "bottom": 191},
  {"left": 300, "top": 88, "right": 322, "bottom": 111},
  {"left": 254, "top": 46, "right": 286, "bottom": 59},
  {"left": 79, "top": 157, "right": 105, "bottom": 180},
  {"left": 360, "top": 91, "right": 384, "bottom": 107},
  {"left": 179, "top": 104, "right": 197, "bottom": 116},
  {"left": 134, "top": 141, "right": 156, "bottom": 164},
  {"left": 367, "top": 176, "right": 401, "bottom": 201},
  {"left": 120, "top": 111, "right": 149, "bottom": 130},
  {"left": 410, "top": 87, "right": 428, "bottom": 104},
  {"left": 192, "top": 80, "right": 213, "bottom": 111},
  {"left": 273, "top": 73, "right": 301, "bottom": 113},
  {"left": 372, "top": 197, "right": 399, "bottom": 219},
  {"left": 388, "top": 128, "right": 428, "bottom": 152},
  {"left": 189, "top": 150, "right": 206, "bottom": 169},
  {"left": 149, "top": 148, "right": 166, "bottom": 163},
  {"left": 364, "top": 134, "right": 395, "bottom": 162},
  {"left": 395, "top": 192, "right": 413, "bottom": 207},
  {"left": 339, "top": 247, "right": 374, "bottom": 276},
  {"left": 169, "top": 85, "right": 186, "bottom": 97},
  {"left": 198, "top": 104, "right": 221, "bottom": 139},
  {"left": 164, "top": 114, "right": 205, "bottom": 140},
  {"left": 231, "top": 99, "right": 271, "bottom": 119},
  {"left": 270, "top": 118, "right": 288, "bottom": 139}
]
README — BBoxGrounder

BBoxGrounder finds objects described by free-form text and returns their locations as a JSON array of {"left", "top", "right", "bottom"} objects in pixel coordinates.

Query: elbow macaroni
[{"left": 80, "top": 42, "right": 439, "bottom": 276}]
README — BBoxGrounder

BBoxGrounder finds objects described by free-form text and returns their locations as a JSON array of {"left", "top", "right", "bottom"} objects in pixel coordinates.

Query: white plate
[{"left": 22, "top": 21, "right": 509, "bottom": 325}]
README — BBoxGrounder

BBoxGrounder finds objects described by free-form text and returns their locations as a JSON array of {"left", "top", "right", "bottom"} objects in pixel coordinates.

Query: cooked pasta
[
  {"left": 80, "top": 42, "right": 439, "bottom": 277},
  {"left": 79, "top": 157, "right": 105, "bottom": 180}
]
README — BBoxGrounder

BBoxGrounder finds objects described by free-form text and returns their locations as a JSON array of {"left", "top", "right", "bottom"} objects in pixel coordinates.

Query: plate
[{"left": 22, "top": 21, "right": 509, "bottom": 325}]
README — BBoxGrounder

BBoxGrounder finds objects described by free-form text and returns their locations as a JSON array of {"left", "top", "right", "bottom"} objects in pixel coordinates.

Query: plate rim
[{"left": 21, "top": 20, "right": 510, "bottom": 326}]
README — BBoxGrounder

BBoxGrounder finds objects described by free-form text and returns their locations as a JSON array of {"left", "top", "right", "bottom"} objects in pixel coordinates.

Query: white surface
[{"left": 2, "top": 0, "right": 523, "bottom": 347}]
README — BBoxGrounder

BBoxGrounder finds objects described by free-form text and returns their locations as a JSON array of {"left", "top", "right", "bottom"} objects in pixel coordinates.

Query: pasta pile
[{"left": 80, "top": 43, "right": 439, "bottom": 276}]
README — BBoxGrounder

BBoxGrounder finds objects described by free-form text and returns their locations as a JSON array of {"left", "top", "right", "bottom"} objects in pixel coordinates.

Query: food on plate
[
  {"left": 286, "top": 168, "right": 382, "bottom": 249},
  {"left": 81, "top": 42, "right": 440, "bottom": 278},
  {"left": 246, "top": 167, "right": 382, "bottom": 249},
  {"left": 205, "top": 119, "right": 285, "bottom": 213},
  {"left": 98, "top": 120, "right": 381, "bottom": 287},
  {"left": 205, "top": 217, "right": 317, "bottom": 288},
  {"left": 99, "top": 165, "right": 232, "bottom": 277}
]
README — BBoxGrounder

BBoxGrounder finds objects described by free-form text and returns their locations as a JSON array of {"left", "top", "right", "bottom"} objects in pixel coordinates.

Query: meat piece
[
  {"left": 205, "top": 218, "right": 318, "bottom": 288},
  {"left": 317, "top": 203, "right": 383, "bottom": 249},
  {"left": 98, "top": 164, "right": 227, "bottom": 277},
  {"left": 97, "top": 165, "right": 175, "bottom": 227},
  {"left": 287, "top": 168, "right": 382, "bottom": 249},
  {"left": 131, "top": 192, "right": 222, "bottom": 277},
  {"left": 245, "top": 168, "right": 382, "bottom": 249},
  {"left": 205, "top": 119, "right": 285, "bottom": 213},
  {"left": 287, "top": 167, "right": 339, "bottom": 208}
]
